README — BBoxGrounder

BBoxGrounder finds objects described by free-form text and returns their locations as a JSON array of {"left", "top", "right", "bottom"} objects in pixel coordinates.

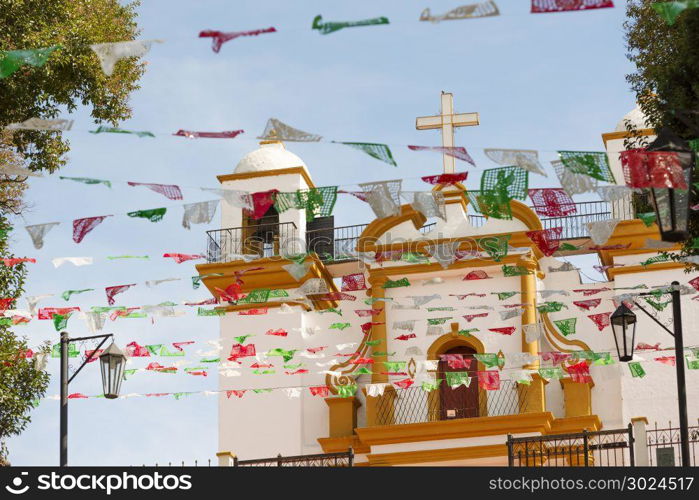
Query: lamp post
[
  {"left": 645, "top": 128, "right": 694, "bottom": 243},
  {"left": 610, "top": 281, "right": 690, "bottom": 466},
  {"left": 610, "top": 303, "right": 636, "bottom": 362},
  {"left": 60, "top": 331, "right": 126, "bottom": 466}
]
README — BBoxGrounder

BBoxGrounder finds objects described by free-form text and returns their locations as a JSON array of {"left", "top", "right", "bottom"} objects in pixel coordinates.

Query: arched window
[
  {"left": 243, "top": 205, "right": 280, "bottom": 257},
  {"left": 437, "top": 345, "right": 480, "bottom": 420}
]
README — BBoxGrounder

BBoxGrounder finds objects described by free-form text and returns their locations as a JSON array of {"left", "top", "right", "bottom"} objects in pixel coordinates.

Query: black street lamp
[
  {"left": 645, "top": 128, "right": 694, "bottom": 243},
  {"left": 99, "top": 342, "right": 127, "bottom": 399},
  {"left": 610, "top": 303, "right": 636, "bottom": 362},
  {"left": 60, "top": 332, "right": 125, "bottom": 466},
  {"left": 609, "top": 281, "right": 690, "bottom": 466}
]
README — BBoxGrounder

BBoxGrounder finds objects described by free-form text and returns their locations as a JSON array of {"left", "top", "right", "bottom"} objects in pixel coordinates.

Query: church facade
[{"left": 194, "top": 97, "right": 699, "bottom": 466}]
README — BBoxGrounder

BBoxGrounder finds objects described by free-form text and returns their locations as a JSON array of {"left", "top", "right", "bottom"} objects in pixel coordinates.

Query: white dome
[
  {"left": 615, "top": 105, "right": 650, "bottom": 132},
  {"left": 234, "top": 141, "right": 307, "bottom": 174}
]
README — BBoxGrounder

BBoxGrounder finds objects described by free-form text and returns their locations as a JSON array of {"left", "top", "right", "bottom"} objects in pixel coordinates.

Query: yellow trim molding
[
  {"left": 217, "top": 166, "right": 316, "bottom": 188},
  {"left": 548, "top": 415, "right": 602, "bottom": 434},
  {"left": 317, "top": 436, "right": 370, "bottom": 455},
  {"left": 601, "top": 128, "right": 655, "bottom": 147},
  {"left": 317, "top": 412, "right": 605, "bottom": 464},
  {"left": 195, "top": 253, "right": 339, "bottom": 310},
  {"left": 215, "top": 300, "right": 311, "bottom": 313},
  {"left": 354, "top": 412, "right": 556, "bottom": 446},
  {"left": 365, "top": 443, "right": 508, "bottom": 466},
  {"left": 541, "top": 313, "right": 592, "bottom": 353}
]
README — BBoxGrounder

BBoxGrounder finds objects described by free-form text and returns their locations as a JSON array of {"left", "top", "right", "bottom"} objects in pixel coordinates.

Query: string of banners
[
  {"left": 2, "top": 113, "right": 681, "bottom": 174},
  {"left": 4, "top": 1, "right": 694, "bottom": 82},
  {"left": 8, "top": 113, "right": 699, "bottom": 180},
  {"left": 8, "top": 146, "right": 699, "bottom": 251},
  {"left": 7, "top": 277, "right": 698, "bottom": 363},
  {"left": 15, "top": 335, "right": 699, "bottom": 376},
  {"left": 4, "top": 236, "right": 697, "bottom": 323},
  {"left": 3, "top": 282, "right": 693, "bottom": 334},
  {"left": 6, "top": 221, "right": 698, "bottom": 270},
  {"left": 0, "top": 1, "right": 632, "bottom": 80},
  {"left": 4, "top": 112, "right": 683, "bottom": 185},
  {"left": 3, "top": 248, "right": 698, "bottom": 330},
  {"left": 21, "top": 341, "right": 699, "bottom": 403}
]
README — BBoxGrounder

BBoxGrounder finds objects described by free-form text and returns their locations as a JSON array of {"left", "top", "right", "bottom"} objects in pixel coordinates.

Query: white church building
[{"left": 194, "top": 95, "right": 699, "bottom": 466}]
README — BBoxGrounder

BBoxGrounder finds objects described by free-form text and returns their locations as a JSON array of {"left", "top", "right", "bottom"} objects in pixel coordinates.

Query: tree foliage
[
  {"left": 625, "top": 0, "right": 699, "bottom": 134},
  {"left": 0, "top": 132, "right": 29, "bottom": 215},
  {"left": 0, "top": 218, "right": 49, "bottom": 464},
  {"left": 0, "top": 0, "right": 145, "bottom": 174},
  {"left": 624, "top": 0, "right": 699, "bottom": 264},
  {"left": 0, "top": 0, "right": 146, "bottom": 463}
]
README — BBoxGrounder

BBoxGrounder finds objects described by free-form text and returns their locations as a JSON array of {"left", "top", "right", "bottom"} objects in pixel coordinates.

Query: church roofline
[
  {"left": 217, "top": 165, "right": 316, "bottom": 188},
  {"left": 601, "top": 127, "right": 655, "bottom": 148}
]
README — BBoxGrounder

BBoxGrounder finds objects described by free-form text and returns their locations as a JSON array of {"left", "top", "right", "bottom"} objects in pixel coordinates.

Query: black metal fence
[
  {"left": 374, "top": 381, "right": 526, "bottom": 426},
  {"left": 145, "top": 459, "right": 212, "bottom": 467},
  {"left": 646, "top": 423, "right": 699, "bottom": 467},
  {"left": 234, "top": 450, "right": 353, "bottom": 467},
  {"left": 206, "top": 195, "right": 649, "bottom": 264},
  {"left": 306, "top": 223, "right": 368, "bottom": 263},
  {"left": 538, "top": 193, "right": 650, "bottom": 241},
  {"left": 541, "top": 200, "right": 612, "bottom": 241},
  {"left": 507, "top": 426, "right": 635, "bottom": 467},
  {"left": 206, "top": 222, "right": 297, "bottom": 263}
]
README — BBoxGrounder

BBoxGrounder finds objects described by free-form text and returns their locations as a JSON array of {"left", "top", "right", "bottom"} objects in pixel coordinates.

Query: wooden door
[
  {"left": 243, "top": 207, "right": 279, "bottom": 256},
  {"left": 438, "top": 345, "right": 479, "bottom": 420}
]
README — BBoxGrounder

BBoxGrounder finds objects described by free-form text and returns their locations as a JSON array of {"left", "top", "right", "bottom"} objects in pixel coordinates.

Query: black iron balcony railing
[
  {"left": 373, "top": 381, "right": 527, "bottom": 426},
  {"left": 540, "top": 191, "right": 651, "bottom": 240},
  {"left": 205, "top": 194, "right": 651, "bottom": 264},
  {"left": 507, "top": 427, "right": 635, "bottom": 467},
  {"left": 540, "top": 200, "right": 612, "bottom": 241},
  {"left": 206, "top": 222, "right": 297, "bottom": 263},
  {"left": 646, "top": 422, "right": 699, "bottom": 466},
  {"left": 234, "top": 450, "right": 353, "bottom": 467},
  {"left": 306, "top": 221, "right": 443, "bottom": 263}
]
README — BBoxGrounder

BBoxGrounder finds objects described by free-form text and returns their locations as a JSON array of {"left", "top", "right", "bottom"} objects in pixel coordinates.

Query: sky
[{"left": 7, "top": 0, "right": 638, "bottom": 466}]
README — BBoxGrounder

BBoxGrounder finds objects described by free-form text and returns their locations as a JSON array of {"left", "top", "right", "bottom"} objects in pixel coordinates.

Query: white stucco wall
[
  {"left": 219, "top": 171, "right": 312, "bottom": 255},
  {"left": 217, "top": 309, "right": 306, "bottom": 459},
  {"left": 613, "top": 267, "right": 699, "bottom": 428},
  {"left": 215, "top": 162, "right": 698, "bottom": 459},
  {"left": 217, "top": 289, "right": 367, "bottom": 459},
  {"left": 542, "top": 251, "right": 699, "bottom": 430},
  {"left": 604, "top": 133, "right": 656, "bottom": 220}
]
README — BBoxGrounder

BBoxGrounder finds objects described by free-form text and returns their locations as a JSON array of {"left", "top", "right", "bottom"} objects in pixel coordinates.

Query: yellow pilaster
[
  {"left": 518, "top": 255, "right": 548, "bottom": 414},
  {"left": 560, "top": 377, "right": 595, "bottom": 418},
  {"left": 324, "top": 397, "right": 361, "bottom": 438},
  {"left": 368, "top": 274, "right": 388, "bottom": 384},
  {"left": 518, "top": 255, "right": 540, "bottom": 370},
  {"left": 363, "top": 386, "right": 397, "bottom": 427},
  {"left": 364, "top": 274, "right": 393, "bottom": 427},
  {"left": 518, "top": 373, "right": 548, "bottom": 414}
]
